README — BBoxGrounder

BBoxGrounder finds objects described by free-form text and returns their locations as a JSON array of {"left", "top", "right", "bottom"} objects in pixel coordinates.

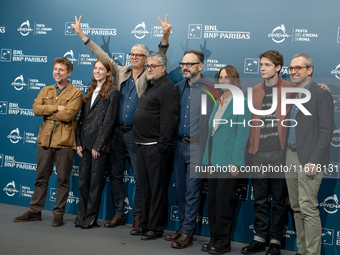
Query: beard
[{"left": 182, "top": 66, "right": 199, "bottom": 79}]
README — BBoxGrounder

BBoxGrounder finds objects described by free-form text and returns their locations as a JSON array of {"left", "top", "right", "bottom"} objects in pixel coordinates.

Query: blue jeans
[
  {"left": 109, "top": 128, "right": 141, "bottom": 217},
  {"left": 174, "top": 141, "right": 203, "bottom": 234}
]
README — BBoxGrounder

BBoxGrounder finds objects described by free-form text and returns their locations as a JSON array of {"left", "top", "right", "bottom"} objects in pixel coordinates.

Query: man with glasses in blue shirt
[
  {"left": 164, "top": 50, "right": 214, "bottom": 249},
  {"left": 72, "top": 15, "right": 171, "bottom": 230}
]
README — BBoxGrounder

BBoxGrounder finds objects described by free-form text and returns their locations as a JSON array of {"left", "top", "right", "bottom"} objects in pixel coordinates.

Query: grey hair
[
  {"left": 131, "top": 44, "right": 149, "bottom": 56},
  {"left": 292, "top": 53, "right": 314, "bottom": 69},
  {"left": 147, "top": 52, "right": 167, "bottom": 67}
]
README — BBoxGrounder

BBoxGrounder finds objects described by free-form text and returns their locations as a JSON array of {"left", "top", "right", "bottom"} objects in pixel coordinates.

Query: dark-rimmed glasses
[
  {"left": 129, "top": 53, "right": 146, "bottom": 58},
  {"left": 145, "top": 64, "right": 164, "bottom": 71},
  {"left": 288, "top": 66, "right": 309, "bottom": 72},
  {"left": 179, "top": 62, "right": 200, "bottom": 68}
]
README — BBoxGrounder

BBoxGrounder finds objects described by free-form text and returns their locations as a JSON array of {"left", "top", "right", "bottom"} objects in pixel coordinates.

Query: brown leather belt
[
  {"left": 118, "top": 126, "right": 133, "bottom": 132},
  {"left": 178, "top": 136, "right": 201, "bottom": 143},
  {"left": 288, "top": 145, "right": 297, "bottom": 152}
]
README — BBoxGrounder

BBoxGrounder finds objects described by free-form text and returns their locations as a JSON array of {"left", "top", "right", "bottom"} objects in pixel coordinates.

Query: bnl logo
[
  {"left": 170, "top": 206, "right": 180, "bottom": 221},
  {"left": 0, "top": 101, "right": 8, "bottom": 114},
  {"left": 49, "top": 188, "right": 57, "bottom": 202},
  {"left": 322, "top": 228, "right": 334, "bottom": 245},
  {"left": 200, "top": 83, "right": 312, "bottom": 116},
  {"left": 188, "top": 24, "right": 202, "bottom": 39},
  {"left": 112, "top": 53, "right": 124, "bottom": 66},
  {"left": 1, "top": 49, "right": 12, "bottom": 62}
]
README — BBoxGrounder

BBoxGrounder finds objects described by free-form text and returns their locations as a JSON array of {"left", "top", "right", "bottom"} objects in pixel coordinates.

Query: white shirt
[{"left": 90, "top": 87, "right": 101, "bottom": 108}]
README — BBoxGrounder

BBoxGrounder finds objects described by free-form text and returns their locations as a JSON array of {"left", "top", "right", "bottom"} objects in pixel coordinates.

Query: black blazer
[
  {"left": 285, "top": 82, "right": 334, "bottom": 166},
  {"left": 76, "top": 87, "right": 119, "bottom": 154}
]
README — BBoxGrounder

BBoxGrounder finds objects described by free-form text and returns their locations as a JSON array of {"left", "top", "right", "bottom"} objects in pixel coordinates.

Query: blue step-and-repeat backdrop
[{"left": 1, "top": 0, "right": 340, "bottom": 254}]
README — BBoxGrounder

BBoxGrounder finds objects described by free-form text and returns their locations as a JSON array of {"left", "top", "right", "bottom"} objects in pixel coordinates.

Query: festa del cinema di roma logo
[
  {"left": 131, "top": 22, "right": 150, "bottom": 39},
  {"left": 3, "top": 181, "right": 19, "bottom": 197},
  {"left": 319, "top": 194, "right": 340, "bottom": 214},
  {"left": 268, "top": 24, "right": 291, "bottom": 43},
  {"left": 17, "top": 20, "right": 34, "bottom": 36},
  {"left": 200, "top": 83, "right": 311, "bottom": 127}
]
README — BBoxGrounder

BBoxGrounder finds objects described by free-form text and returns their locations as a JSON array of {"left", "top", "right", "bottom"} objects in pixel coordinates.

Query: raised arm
[
  {"left": 71, "top": 16, "right": 122, "bottom": 77},
  {"left": 158, "top": 14, "right": 172, "bottom": 46},
  {"left": 71, "top": 16, "right": 88, "bottom": 42}
]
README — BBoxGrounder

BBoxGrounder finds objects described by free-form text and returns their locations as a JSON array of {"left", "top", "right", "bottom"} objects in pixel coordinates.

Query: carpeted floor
[{"left": 0, "top": 203, "right": 296, "bottom": 255}]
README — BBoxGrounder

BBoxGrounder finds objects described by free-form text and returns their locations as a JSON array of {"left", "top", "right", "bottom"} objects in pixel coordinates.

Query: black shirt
[
  {"left": 133, "top": 73, "right": 179, "bottom": 152},
  {"left": 258, "top": 84, "right": 281, "bottom": 152}
]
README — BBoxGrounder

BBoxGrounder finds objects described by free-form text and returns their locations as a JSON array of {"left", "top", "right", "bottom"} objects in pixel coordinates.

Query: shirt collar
[
  {"left": 131, "top": 69, "right": 145, "bottom": 80},
  {"left": 55, "top": 82, "right": 68, "bottom": 95},
  {"left": 304, "top": 80, "right": 313, "bottom": 90},
  {"left": 149, "top": 73, "right": 168, "bottom": 88}
]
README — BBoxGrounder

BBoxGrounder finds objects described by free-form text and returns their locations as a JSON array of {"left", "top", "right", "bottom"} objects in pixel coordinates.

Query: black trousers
[
  {"left": 251, "top": 150, "right": 288, "bottom": 243},
  {"left": 75, "top": 149, "right": 107, "bottom": 227},
  {"left": 137, "top": 144, "right": 171, "bottom": 234},
  {"left": 208, "top": 177, "right": 237, "bottom": 248}
]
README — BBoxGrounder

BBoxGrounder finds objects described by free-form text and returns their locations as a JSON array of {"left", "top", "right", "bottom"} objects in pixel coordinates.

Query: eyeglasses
[
  {"left": 129, "top": 53, "right": 146, "bottom": 58},
  {"left": 288, "top": 66, "right": 309, "bottom": 72},
  {"left": 179, "top": 62, "right": 200, "bottom": 68},
  {"left": 145, "top": 64, "right": 164, "bottom": 71}
]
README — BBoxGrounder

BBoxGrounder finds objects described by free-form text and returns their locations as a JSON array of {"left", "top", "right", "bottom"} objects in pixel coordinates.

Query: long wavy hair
[{"left": 84, "top": 59, "right": 115, "bottom": 103}]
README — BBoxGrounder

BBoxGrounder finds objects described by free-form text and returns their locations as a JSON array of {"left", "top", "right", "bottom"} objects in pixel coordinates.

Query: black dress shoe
[
  {"left": 241, "top": 240, "right": 266, "bottom": 254},
  {"left": 130, "top": 227, "right": 147, "bottom": 236},
  {"left": 140, "top": 231, "right": 162, "bottom": 240},
  {"left": 209, "top": 245, "right": 231, "bottom": 254},
  {"left": 202, "top": 242, "right": 214, "bottom": 252},
  {"left": 265, "top": 243, "right": 280, "bottom": 255}
]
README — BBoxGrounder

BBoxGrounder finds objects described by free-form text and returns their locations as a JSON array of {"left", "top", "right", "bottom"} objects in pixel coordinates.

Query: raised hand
[
  {"left": 71, "top": 16, "right": 87, "bottom": 41},
  {"left": 71, "top": 16, "right": 82, "bottom": 35},
  {"left": 158, "top": 14, "right": 172, "bottom": 38}
]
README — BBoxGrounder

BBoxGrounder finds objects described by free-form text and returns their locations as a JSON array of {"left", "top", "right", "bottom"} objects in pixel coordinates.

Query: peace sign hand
[
  {"left": 71, "top": 16, "right": 83, "bottom": 35},
  {"left": 158, "top": 14, "right": 172, "bottom": 39}
]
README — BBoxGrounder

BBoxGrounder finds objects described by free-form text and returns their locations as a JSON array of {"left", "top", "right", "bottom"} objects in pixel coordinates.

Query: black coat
[{"left": 76, "top": 87, "right": 119, "bottom": 153}]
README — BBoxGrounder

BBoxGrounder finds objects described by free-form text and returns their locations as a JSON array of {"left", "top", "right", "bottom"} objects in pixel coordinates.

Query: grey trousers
[
  {"left": 285, "top": 148, "right": 323, "bottom": 255},
  {"left": 29, "top": 146, "right": 74, "bottom": 215}
]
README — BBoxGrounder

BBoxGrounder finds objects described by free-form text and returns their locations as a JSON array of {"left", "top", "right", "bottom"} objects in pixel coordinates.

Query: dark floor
[{"left": 0, "top": 203, "right": 296, "bottom": 255}]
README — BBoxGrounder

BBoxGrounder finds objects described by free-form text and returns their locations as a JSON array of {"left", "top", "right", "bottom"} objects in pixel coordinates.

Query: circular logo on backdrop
[
  {"left": 64, "top": 50, "right": 77, "bottom": 63},
  {"left": 331, "top": 129, "right": 340, "bottom": 147},
  {"left": 268, "top": 24, "right": 291, "bottom": 43},
  {"left": 3, "top": 181, "right": 19, "bottom": 197},
  {"left": 131, "top": 22, "right": 150, "bottom": 39},
  {"left": 331, "top": 64, "right": 340, "bottom": 80},
  {"left": 7, "top": 128, "right": 23, "bottom": 144},
  {"left": 17, "top": 20, "right": 34, "bottom": 36},
  {"left": 319, "top": 194, "right": 340, "bottom": 214},
  {"left": 11, "top": 75, "right": 27, "bottom": 91}
]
